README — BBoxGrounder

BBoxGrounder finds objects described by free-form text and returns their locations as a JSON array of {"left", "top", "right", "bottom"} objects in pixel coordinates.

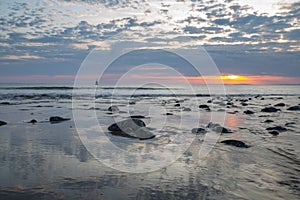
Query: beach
[{"left": 0, "top": 84, "right": 299, "bottom": 199}]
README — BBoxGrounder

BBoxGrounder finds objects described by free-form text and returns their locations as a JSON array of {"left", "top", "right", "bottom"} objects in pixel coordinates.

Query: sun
[
  {"left": 219, "top": 74, "right": 250, "bottom": 84},
  {"left": 221, "top": 74, "right": 240, "bottom": 80},
  {"left": 226, "top": 75, "right": 239, "bottom": 80}
]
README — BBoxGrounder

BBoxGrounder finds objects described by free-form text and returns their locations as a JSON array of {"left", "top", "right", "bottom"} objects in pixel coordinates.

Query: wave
[
  {"left": 0, "top": 93, "right": 299, "bottom": 101},
  {"left": 0, "top": 86, "right": 179, "bottom": 90}
]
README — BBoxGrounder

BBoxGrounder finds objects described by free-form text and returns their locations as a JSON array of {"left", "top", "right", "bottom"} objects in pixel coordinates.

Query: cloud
[
  {"left": 0, "top": 0, "right": 299, "bottom": 80},
  {"left": 0, "top": 54, "right": 44, "bottom": 60}
]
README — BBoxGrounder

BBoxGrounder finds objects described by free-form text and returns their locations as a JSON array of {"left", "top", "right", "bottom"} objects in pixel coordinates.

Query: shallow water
[{"left": 0, "top": 85, "right": 299, "bottom": 199}]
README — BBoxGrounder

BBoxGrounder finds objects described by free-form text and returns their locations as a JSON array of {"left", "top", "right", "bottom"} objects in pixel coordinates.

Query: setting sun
[
  {"left": 225, "top": 75, "right": 239, "bottom": 80},
  {"left": 227, "top": 75, "right": 239, "bottom": 80},
  {"left": 219, "top": 74, "right": 250, "bottom": 84}
]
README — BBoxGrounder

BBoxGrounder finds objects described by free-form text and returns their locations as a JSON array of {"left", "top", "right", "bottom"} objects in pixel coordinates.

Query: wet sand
[{"left": 0, "top": 94, "right": 299, "bottom": 199}]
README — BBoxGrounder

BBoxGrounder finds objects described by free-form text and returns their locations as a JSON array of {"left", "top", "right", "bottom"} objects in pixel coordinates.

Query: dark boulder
[
  {"left": 49, "top": 116, "right": 70, "bottom": 123},
  {"left": 274, "top": 103, "right": 285, "bottom": 107},
  {"left": 0, "top": 102, "right": 10, "bottom": 105},
  {"left": 191, "top": 128, "right": 207, "bottom": 134},
  {"left": 130, "top": 115, "right": 146, "bottom": 119},
  {"left": 261, "top": 107, "right": 280, "bottom": 112},
  {"left": 0, "top": 121, "right": 7, "bottom": 126},
  {"left": 240, "top": 99, "right": 248, "bottom": 102},
  {"left": 108, "top": 106, "right": 119, "bottom": 112},
  {"left": 287, "top": 106, "right": 300, "bottom": 111},
  {"left": 264, "top": 119, "right": 274, "bottom": 123},
  {"left": 129, "top": 101, "right": 136, "bottom": 105},
  {"left": 166, "top": 113, "right": 173, "bottom": 115},
  {"left": 199, "top": 104, "right": 210, "bottom": 109},
  {"left": 285, "top": 122, "right": 295, "bottom": 126},
  {"left": 108, "top": 118, "right": 145, "bottom": 131},
  {"left": 29, "top": 119, "right": 37, "bottom": 124},
  {"left": 199, "top": 104, "right": 210, "bottom": 111},
  {"left": 228, "top": 111, "right": 239, "bottom": 114},
  {"left": 207, "top": 122, "right": 232, "bottom": 133},
  {"left": 108, "top": 118, "right": 154, "bottom": 140},
  {"left": 266, "top": 126, "right": 287, "bottom": 132},
  {"left": 269, "top": 131, "right": 279, "bottom": 136},
  {"left": 174, "top": 103, "right": 181, "bottom": 107},
  {"left": 244, "top": 110, "right": 255, "bottom": 114},
  {"left": 220, "top": 140, "right": 250, "bottom": 148}
]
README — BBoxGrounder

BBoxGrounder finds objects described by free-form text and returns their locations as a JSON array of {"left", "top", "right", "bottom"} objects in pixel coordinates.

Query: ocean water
[
  {"left": 0, "top": 83, "right": 299, "bottom": 99},
  {"left": 0, "top": 83, "right": 299, "bottom": 199}
]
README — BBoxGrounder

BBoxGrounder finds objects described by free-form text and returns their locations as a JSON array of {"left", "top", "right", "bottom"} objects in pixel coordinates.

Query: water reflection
[{"left": 0, "top": 96, "right": 300, "bottom": 199}]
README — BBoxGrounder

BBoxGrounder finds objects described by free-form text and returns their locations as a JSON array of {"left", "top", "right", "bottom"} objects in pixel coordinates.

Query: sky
[{"left": 0, "top": 0, "right": 299, "bottom": 84}]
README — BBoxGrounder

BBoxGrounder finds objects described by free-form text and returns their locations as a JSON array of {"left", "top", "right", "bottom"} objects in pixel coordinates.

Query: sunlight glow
[
  {"left": 220, "top": 74, "right": 249, "bottom": 82},
  {"left": 225, "top": 75, "right": 239, "bottom": 80}
]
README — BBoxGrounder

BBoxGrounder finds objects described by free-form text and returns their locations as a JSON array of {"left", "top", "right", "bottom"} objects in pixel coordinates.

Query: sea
[{"left": 0, "top": 83, "right": 299, "bottom": 99}]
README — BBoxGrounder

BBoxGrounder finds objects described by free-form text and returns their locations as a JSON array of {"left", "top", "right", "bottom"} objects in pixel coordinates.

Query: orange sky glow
[{"left": 186, "top": 75, "right": 300, "bottom": 85}]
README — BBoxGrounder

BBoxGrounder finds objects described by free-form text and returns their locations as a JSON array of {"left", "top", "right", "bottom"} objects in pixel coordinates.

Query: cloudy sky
[{"left": 0, "top": 0, "right": 299, "bottom": 84}]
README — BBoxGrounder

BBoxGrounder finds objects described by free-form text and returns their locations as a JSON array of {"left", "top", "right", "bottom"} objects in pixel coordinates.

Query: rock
[
  {"left": 274, "top": 103, "right": 285, "bottom": 107},
  {"left": 108, "top": 118, "right": 145, "bottom": 131},
  {"left": 199, "top": 104, "right": 210, "bottom": 109},
  {"left": 166, "top": 113, "right": 173, "bottom": 115},
  {"left": 228, "top": 111, "right": 238, "bottom": 114},
  {"left": 269, "top": 131, "right": 279, "bottom": 136},
  {"left": 129, "top": 101, "right": 136, "bottom": 105},
  {"left": 49, "top": 116, "right": 70, "bottom": 123},
  {"left": 108, "top": 106, "right": 119, "bottom": 112},
  {"left": 240, "top": 99, "right": 248, "bottom": 102},
  {"left": 220, "top": 140, "right": 250, "bottom": 148},
  {"left": 244, "top": 110, "right": 254, "bottom": 114},
  {"left": 29, "top": 119, "right": 37, "bottom": 124},
  {"left": 0, "top": 121, "right": 7, "bottom": 126},
  {"left": 0, "top": 102, "right": 10, "bottom": 105},
  {"left": 261, "top": 98, "right": 265, "bottom": 100},
  {"left": 174, "top": 103, "right": 181, "bottom": 107},
  {"left": 199, "top": 104, "right": 210, "bottom": 111},
  {"left": 183, "top": 107, "right": 191, "bottom": 111},
  {"left": 264, "top": 119, "right": 274, "bottom": 123},
  {"left": 176, "top": 100, "right": 184, "bottom": 103},
  {"left": 287, "top": 106, "right": 300, "bottom": 111},
  {"left": 130, "top": 115, "right": 145, "bottom": 119},
  {"left": 207, "top": 122, "right": 232, "bottom": 133},
  {"left": 285, "top": 122, "right": 295, "bottom": 126},
  {"left": 191, "top": 128, "right": 207, "bottom": 134},
  {"left": 261, "top": 107, "right": 280, "bottom": 112},
  {"left": 207, "top": 100, "right": 212, "bottom": 103},
  {"left": 108, "top": 118, "right": 154, "bottom": 140},
  {"left": 241, "top": 103, "right": 248, "bottom": 106},
  {"left": 259, "top": 115, "right": 271, "bottom": 117},
  {"left": 161, "top": 100, "right": 167, "bottom": 105},
  {"left": 266, "top": 126, "right": 287, "bottom": 132}
]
